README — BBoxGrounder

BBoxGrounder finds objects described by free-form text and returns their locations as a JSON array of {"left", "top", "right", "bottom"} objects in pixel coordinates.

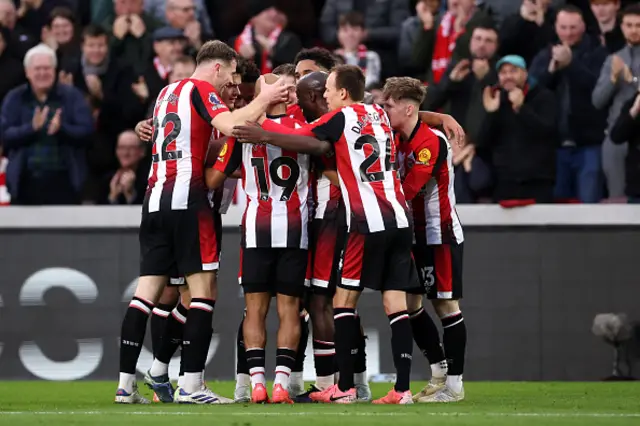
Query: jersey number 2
[
  {"left": 354, "top": 135, "right": 392, "bottom": 183},
  {"left": 151, "top": 112, "right": 183, "bottom": 163},
  {"left": 251, "top": 157, "right": 300, "bottom": 201}
]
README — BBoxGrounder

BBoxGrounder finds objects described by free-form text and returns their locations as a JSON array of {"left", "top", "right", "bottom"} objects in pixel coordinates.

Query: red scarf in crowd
[
  {"left": 431, "top": 12, "right": 462, "bottom": 83},
  {"left": 235, "top": 23, "right": 283, "bottom": 74},
  {"left": 0, "top": 157, "right": 10, "bottom": 206},
  {"left": 153, "top": 57, "right": 171, "bottom": 80}
]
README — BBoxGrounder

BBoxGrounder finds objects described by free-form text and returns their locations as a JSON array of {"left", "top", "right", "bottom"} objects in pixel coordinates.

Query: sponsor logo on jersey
[
  {"left": 417, "top": 148, "right": 431, "bottom": 165},
  {"left": 209, "top": 92, "right": 224, "bottom": 110}
]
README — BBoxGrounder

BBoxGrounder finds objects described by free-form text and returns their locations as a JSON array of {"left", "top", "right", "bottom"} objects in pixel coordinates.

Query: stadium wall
[{"left": 1, "top": 205, "right": 639, "bottom": 381}]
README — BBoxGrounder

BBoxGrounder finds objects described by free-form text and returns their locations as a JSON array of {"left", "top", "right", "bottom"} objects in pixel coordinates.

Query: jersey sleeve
[
  {"left": 261, "top": 110, "right": 344, "bottom": 142},
  {"left": 191, "top": 84, "right": 230, "bottom": 123},
  {"left": 213, "top": 136, "right": 242, "bottom": 176},
  {"left": 402, "top": 129, "right": 447, "bottom": 201}
]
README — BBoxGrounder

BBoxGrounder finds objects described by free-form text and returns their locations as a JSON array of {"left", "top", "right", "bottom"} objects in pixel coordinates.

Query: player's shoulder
[{"left": 415, "top": 122, "right": 448, "bottom": 145}]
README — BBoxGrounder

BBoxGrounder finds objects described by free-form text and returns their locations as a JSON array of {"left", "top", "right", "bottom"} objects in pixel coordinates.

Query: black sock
[
  {"left": 442, "top": 311, "right": 466, "bottom": 376},
  {"left": 178, "top": 343, "right": 184, "bottom": 377},
  {"left": 354, "top": 313, "right": 367, "bottom": 374},
  {"left": 150, "top": 303, "right": 173, "bottom": 357},
  {"left": 246, "top": 347, "right": 266, "bottom": 381},
  {"left": 313, "top": 339, "right": 335, "bottom": 378},
  {"left": 275, "top": 347, "right": 297, "bottom": 380},
  {"left": 389, "top": 311, "right": 412, "bottom": 392},
  {"left": 236, "top": 317, "right": 249, "bottom": 375},
  {"left": 182, "top": 298, "right": 215, "bottom": 373},
  {"left": 293, "top": 312, "right": 309, "bottom": 373},
  {"left": 334, "top": 307, "right": 357, "bottom": 391},
  {"left": 120, "top": 297, "right": 154, "bottom": 374},
  {"left": 410, "top": 307, "right": 446, "bottom": 364},
  {"left": 156, "top": 302, "right": 187, "bottom": 364}
]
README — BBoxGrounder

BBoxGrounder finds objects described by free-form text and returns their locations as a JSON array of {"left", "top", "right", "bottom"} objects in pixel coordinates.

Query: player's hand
[
  {"left": 440, "top": 114, "right": 466, "bottom": 148},
  {"left": 256, "top": 75, "right": 292, "bottom": 105},
  {"left": 129, "top": 14, "right": 146, "bottom": 38},
  {"left": 113, "top": 15, "right": 130, "bottom": 39},
  {"left": 135, "top": 118, "right": 154, "bottom": 142},
  {"left": 482, "top": 86, "right": 501, "bottom": 112},
  {"left": 232, "top": 121, "right": 269, "bottom": 144},
  {"left": 47, "top": 108, "right": 62, "bottom": 135},
  {"left": 449, "top": 59, "right": 471, "bottom": 82},
  {"left": 32, "top": 105, "right": 49, "bottom": 130},
  {"left": 508, "top": 88, "right": 525, "bottom": 112}
]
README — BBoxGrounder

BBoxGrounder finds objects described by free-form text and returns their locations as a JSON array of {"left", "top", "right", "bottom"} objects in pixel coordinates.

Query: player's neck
[
  {"left": 266, "top": 104, "right": 287, "bottom": 117},
  {"left": 400, "top": 115, "right": 420, "bottom": 141}
]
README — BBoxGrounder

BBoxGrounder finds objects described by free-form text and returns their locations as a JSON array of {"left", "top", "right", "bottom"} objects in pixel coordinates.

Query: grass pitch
[{"left": 0, "top": 381, "right": 639, "bottom": 426}]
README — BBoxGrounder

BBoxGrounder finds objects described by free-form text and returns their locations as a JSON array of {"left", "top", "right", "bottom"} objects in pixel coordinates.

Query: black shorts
[
  {"left": 338, "top": 227, "right": 417, "bottom": 292},
  {"left": 408, "top": 242, "right": 464, "bottom": 299},
  {"left": 167, "top": 210, "right": 223, "bottom": 286},
  {"left": 139, "top": 207, "right": 220, "bottom": 278},
  {"left": 239, "top": 248, "right": 308, "bottom": 297},
  {"left": 310, "top": 206, "right": 347, "bottom": 296}
]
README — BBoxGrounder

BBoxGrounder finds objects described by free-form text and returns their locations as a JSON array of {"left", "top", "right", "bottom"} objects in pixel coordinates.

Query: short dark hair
[
  {"left": 331, "top": 64, "right": 365, "bottom": 102},
  {"left": 621, "top": 3, "right": 640, "bottom": 19},
  {"left": 196, "top": 40, "right": 238, "bottom": 66},
  {"left": 556, "top": 4, "right": 584, "bottom": 18},
  {"left": 294, "top": 47, "right": 336, "bottom": 71},
  {"left": 174, "top": 55, "right": 195, "bottom": 67},
  {"left": 366, "top": 81, "right": 384, "bottom": 92},
  {"left": 48, "top": 6, "right": 76, "bottom": 26},
  {"left": 272, "top": 63, "right": 296, "bottom": 78},
  {"left": 339, "top": 11, "right": 365, "bottom": 29},
  {"left": 81, "top": 24, "right": 107, "bottom": 42},
  {"left": 382, "top": 77, "right": 427, "bottom": 105},
  {"left": 236, "top": 57, "right": 260, "bottom": 84}
]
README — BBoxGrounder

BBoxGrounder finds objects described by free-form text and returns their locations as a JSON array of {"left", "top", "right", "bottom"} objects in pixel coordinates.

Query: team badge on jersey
[
  {"left": 209, "top": 92, "right": 224, "bottom": 110},
  {"left": 417, "top": 148, "right": 431, "bottom": 165},
  {"left": 217, "top": 142, "right": 228, "bottom": 161}
]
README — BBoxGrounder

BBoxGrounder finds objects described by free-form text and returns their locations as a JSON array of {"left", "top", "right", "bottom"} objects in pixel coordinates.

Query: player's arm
[
  {"left": 206, "top": 137, "right": 242, "bottom": 190},
  {"left": 402, "top": 133, "right": 447, "bottom": 201},
  {"left": 418, "top": 111, "right": 465, "bottom": 147},
  {"left": 232, "top": 111, "right": 345, "bottom": 156},
  {"left": 323, "top": 170, "right": 339, "bottom": 187}
]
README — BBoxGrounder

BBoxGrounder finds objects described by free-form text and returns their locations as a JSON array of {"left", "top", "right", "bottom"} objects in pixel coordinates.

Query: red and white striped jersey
[
  {"left": 311, "top": 154, "right": 342, "bottom": 220},
  {"left": 397, "top": 121, "right": 463, "bottom": 245},
  {"left": 265, "top": 103, "right": 410, "bottom": 234},
  {"left": 207, "top": 128, "right": 237, "bottom": 214},
  {"left": 214, "top": 115, "right": 310, "bottom": 248},
  {"left": 145, "top": 78, "right": 229, "bottom": 213}
]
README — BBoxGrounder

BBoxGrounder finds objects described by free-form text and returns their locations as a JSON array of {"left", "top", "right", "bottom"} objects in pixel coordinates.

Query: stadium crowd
[{"left": 0, "top": 0, "right": 639, "bottom": 206}]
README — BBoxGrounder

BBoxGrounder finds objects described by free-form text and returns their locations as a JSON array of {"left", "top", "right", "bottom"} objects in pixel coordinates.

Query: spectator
[
  {"left": 17, "top": 0, "right": 70, "bottom": 41},
  {"left": 590, "top": 0, "right": 624, "bottom": 52},
  {"left": 477, "top": 55, "right": 557, "bottom": 203},
  {"left": 166, "top": 0, "right": 212, "bottom": 54},
  {"left": 593, "top": 4, "right": 640, "bottom": 200},
  {"left": 610, "top": 89, "right": 640, "bottom": 203},
  {"left": 64, "top": 25, "right": 111, "bottom": 105},
  {"left": 319, "top": 0, "right": 410, "bottom": 78},
  {"left": 398, "top": 0, "right": 441, "bottom": 76},
  {"left": 131, "top": 27, "right": 185, "bottom": 119},
  {"left": 142, "top": 53, "right": 195, "bottom": 116},
  {"left": 42, "top": 7, "right": 81, "bottom": 73},
  {"left": 144, "top": 0, "right": 214, "bottom": 37},
  {"left": 499, "top": 0, "right": 556, "bottom": 66},
  {"left": 103, "top": 130, "right": 148, "bottom": 205},
  {"left": 0, "top": 144, "right": 8, "bottom": 205},
  {"left": 335, "top": 12, "right": 381, "bottom": 87},
  {"left": 0, "top": 26, "right": 26, "bottom": 105},
  {"left": 232, "top": 3, "right": 301, "bottom": 75},
  {"left": 424, "top": 25, "right": 499, "bottom": 135},
  {"left": 412, "top": 0, "right": 494, "bottom": 84},
  {"left": 0, "top": 0, "right": 36, "bottom": 58},
  {"left": 0, "top": 44, "right": 93, "bottom": 205},
  {"left": 103, "top": 0, "right": 159, "bottom": 73},
  {"left": 530, "top": 5, "right": 608, "bottom": 203}
]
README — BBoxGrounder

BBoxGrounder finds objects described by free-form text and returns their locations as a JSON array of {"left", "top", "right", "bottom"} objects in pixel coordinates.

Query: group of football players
[{"left": 115, "top": 40, "right": 467, "bottom": 406}]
